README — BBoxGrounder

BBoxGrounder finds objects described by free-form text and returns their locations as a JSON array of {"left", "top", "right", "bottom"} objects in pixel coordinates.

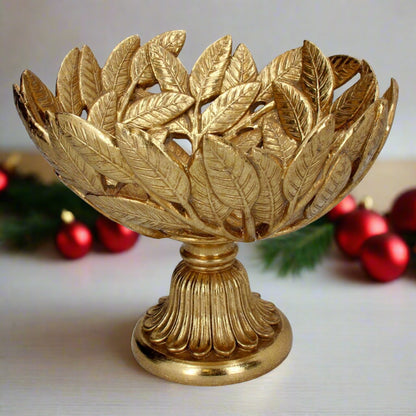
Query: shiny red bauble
[
  {"left": 390, "top": 188, "right": 416, "bottom": 232},
  {"left": 327, "top": 195, "right": 357, "bottom": 222},
  {"left": 335, "top": 208, "right": 389, "bottom": 258},
  {"left": 55, "top": 221, "right": 93, "bottom": 259},
  {"left": 361, "top": 233, "right": 410, "bottom": 282},
  {"left": 96, "top": 216, "right": 139, "bottom": 253},
  {"left": 0, "top": 169, "right": 9, "bottom": 193}
]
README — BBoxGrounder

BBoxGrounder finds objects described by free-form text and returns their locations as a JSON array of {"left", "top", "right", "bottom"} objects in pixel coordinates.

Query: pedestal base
[
  {"left": 131, "top": 242, "right": 292, "bottom": 385},
  {"left": 132, "top": 309, "right": 292, "bottom": 386}
]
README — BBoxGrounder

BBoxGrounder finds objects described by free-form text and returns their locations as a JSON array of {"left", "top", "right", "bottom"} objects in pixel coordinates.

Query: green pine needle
[
  {"left": 0, "top": 213, "right": 60, "bottom": 249},
  {"left": 258, "top": 219, "right": 335, "bottom": 276},
  {"left": 0, "top": 174, "right": 99, "bottom": 249},
  {"left": 0, "top": 175, "right": 98, "bottom": 226}
]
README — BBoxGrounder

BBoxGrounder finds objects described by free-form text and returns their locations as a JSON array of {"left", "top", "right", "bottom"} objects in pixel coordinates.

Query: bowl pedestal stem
[{"left": 131, "top": 241, "right": 292, "bottom": 385}]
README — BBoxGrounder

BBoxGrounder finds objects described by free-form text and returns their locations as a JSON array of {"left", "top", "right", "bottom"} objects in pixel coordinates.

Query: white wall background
[{"left": 1, "top": 0, "right": 415, "bottom": 158}]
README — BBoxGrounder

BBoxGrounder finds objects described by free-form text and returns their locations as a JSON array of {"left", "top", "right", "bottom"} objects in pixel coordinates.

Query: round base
[{"left": 131, "top": 309, "right": 292, "bottom": 386}]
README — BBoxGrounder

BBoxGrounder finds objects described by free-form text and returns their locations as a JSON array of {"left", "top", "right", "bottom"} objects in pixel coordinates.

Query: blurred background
[{"left": 1, "top": 0, "right": 415, "bottom": 158}]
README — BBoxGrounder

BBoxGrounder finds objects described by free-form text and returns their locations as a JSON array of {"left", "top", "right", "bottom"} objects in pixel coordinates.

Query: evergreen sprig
[
  {"left": 0, "top": 174, "right": 98, "bottom": 249},
  {"left": 0, "top": 213, "right": 60, "bottom": 248},
  {"left": 258, "top": 218, "right": 335, "bottom": 276}
]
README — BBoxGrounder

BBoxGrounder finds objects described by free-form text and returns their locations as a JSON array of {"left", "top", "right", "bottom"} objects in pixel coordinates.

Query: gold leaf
[
  {"left": 329, "top": 55, "right": 361, "bottom": 89},
  {"left": 260, "top": 111, "right": 297, "bottom": 166},
  {"left": 257, "top": 47, "right": 302, "bottom": 102},
  {"left": 382, "top": 78, "right": 399, "bottom": 138},
  {"left": 132, "top": 87, "right": 153, "bottom": 101},
  {"left": 56, "top": 113, "right": 135, "bottom": 183},
  {"left": 102, "top": 35, "right": 140, "bottom": 97},
  {"left": 87, "top": 91, "right": 117, "bottom": 137},
  {"left": 360, "top": 60, "right": 376, "bottom": 77},
  {"left": 201, "top": 82, "right": 260, "bottom": 134},
  {"left": 221, "top": 43, "right": 258, "bottom": 92},
  {"left": 45, "top": 113, "right": 104, "bottom": 193},
  {"left": 125, "top": 93, "right": 194, "bottom": 129},
  {"left": 188, "top": 149, "right": 231, "bottom": 225},
  {"left": 14, "top": 99, "right": 83, "bottom": 199},
  {"left": 189, "top": 35, "right": 232, "bottom": 103},
  {"left": 202, "top": 135, "right": 260, "bottom": 210},
  {"left": 306, "top": 153, "right": 351, "bottom": 218},
  {"left": 131, "top": 47, "right": 150, "bottom": 85},
  {"left": 124, "top": 92, "right": 194, "bottom": 129},
  {"left": 147, "top": 127, "right": 169, "bottom": 146},
  {"left": 132, "top": 30, "right": 186, "bottom": 87},
  {"left": 351, "top": 80, "right": 396, "bottom": 184},
  {"left": 331, "top": 72, "right": 378, "bottom": 130},
  {"left": 116, "top": 183, "right": 148, "bottom": 201},
  {"left": 152, "top": 30, "right": 187, "bottom": 56},
  {"left": 149, "top": 44, "right": 189, "bottom": 94},
  {"left": 353, "top": 99, "right": 388, "bottom": 181},
  {"left": 86, "top": 195, "right": 183, "bottom": 236},
  {"left": 165, "top": 139, "right": 190, "bottom": 167},
  {"left": 340, "top": 99, "right": 380, "bottom": 161},
  {"left": 21, "top": 70, "right": 60, "bottom": 122},
  {"left": 18, "top": 78, "right": 46, "bottom": 129},
  {"left": 13, "top": 84, "right": 52, "bottom": 157},
  {"left": 360, "top": 60, "right": 380, "bottom": 100},
  {"left": 56, "top": 48, "right": 83, "bottom": 115},
  {"left": 229, "top": 128, "right": 262, "bottom": 153},
  {"left": 165, "top": 114, "right": 192, "bottom": 135},
  {"left": 283, "top": 115, "right": 334, "bottom": 203},
  {"left": 79, "top": 45, "right": 103, "bottom": 109},
  {"left": 19, "top": 77, "right": 42, "bottom": 127},
  {"left": 117, "top": 125, "right": 191, "bottom": 204},
  {"left": 248, "top": 148, "right": 285, "bottom": 227},
  {"left": 301, "top": 40, "right": 334, "bottom": 119},
  {"left": 273, "top": 81, "right": 313, "bottom": 141}
]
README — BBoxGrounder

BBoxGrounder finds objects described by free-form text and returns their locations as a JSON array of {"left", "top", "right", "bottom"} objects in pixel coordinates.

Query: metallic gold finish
[
  {"left": 132, "top": 241, "right": 292, "bottom": 385},
  {"left": 14, "top": 32, "right": 398, "bottom": 385}
]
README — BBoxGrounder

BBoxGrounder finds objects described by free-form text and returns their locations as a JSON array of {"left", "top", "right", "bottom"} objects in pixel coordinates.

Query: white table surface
[
  {"left": 1, "top": 160, "right": 416, "bottom": 416},
  {"left": 1, "top": 237, "right": 415, "bottom": 416}
]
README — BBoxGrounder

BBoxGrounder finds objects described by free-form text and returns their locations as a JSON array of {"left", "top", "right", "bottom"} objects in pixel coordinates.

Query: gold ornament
[{"left": 14, "top": 31, "right": 398, "bottom": 385}]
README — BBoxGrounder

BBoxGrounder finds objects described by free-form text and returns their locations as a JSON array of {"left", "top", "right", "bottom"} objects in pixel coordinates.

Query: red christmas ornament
[
  {"left": 0, "top": 168, "right": 9, "bottom": 193},
  {"left": 96, "top": 216, "right": 139, "bottom": 253},
  {"left": 360, "top": 232, "right": 410, "bottom": 282},
  {"left": 327, "top": 195, "right": 357, "bottom": 222},
  {"left": 55, "top": 211, "right": 93, "bottom": 259},
  {"left": 335, "top": 208, "right": 389, "bottom": 258},
  {"left": 390, "top": 188, "right": 416, "bottom": 232}
]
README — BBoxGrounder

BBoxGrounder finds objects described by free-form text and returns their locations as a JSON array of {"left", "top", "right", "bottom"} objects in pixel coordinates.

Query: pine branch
[
  {"left": 258, "top": 218, "right": 335, "bottom": 276},
  {"left": 0, "top": 213, "right": 60, "bottom": 249},
  {"left": 0, "top": 174, "right": 99, "bottom": 249},
  {"left": 0, "top": 175, "right": 98, "bottom": 226}
]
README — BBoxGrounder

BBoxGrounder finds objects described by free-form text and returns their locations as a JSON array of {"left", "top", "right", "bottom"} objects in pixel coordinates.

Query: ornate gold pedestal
[{"left": 131, "top": 242, "right": 292, "bottom": 385}]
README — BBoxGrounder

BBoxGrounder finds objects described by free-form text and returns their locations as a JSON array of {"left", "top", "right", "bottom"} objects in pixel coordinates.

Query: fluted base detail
[{"left": 131, "top": 242, "right": 292, "bottom": 385}]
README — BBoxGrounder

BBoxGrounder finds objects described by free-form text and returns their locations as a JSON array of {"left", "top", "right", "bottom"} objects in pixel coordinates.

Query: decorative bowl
[{"left": 14, "top": 30, "right": 398, "bottom": 385}]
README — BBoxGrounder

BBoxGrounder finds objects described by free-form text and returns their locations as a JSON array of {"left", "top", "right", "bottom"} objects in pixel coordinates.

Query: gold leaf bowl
[{"left": 14, "top": 31, "right": 398, "bottom": 385}]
